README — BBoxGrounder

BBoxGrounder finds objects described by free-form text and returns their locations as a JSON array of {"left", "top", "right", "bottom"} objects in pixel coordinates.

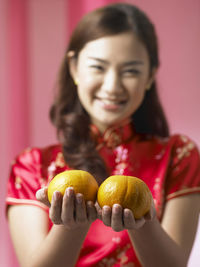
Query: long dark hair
[{"left": 50, "top": 3, "right": 169, "bottom": 183}]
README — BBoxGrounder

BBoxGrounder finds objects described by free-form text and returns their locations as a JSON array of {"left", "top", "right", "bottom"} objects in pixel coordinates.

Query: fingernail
[
  {"left": 66, "top": 187, "right": 73, "bottom": 197},
  {"left": 113, "top": 204, "right": 121, "bottom": 213},
  {"left": 76, "top": 193, "right": 83, "bottom": 203},
  {"left": 103, "top": 205, "right": 111, "bottom": 213},
  {"left": 87, "top": 201, "right": 93, "bottom": 206}
]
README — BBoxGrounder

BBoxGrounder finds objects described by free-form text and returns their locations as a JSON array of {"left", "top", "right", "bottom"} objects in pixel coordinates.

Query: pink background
[{"left": 0, "top": 0, "right": 199, "bottom": 266}]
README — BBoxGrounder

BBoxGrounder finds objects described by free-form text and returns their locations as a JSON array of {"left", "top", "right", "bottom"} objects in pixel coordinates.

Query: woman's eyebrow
[
  {"left": 88, "top": 57, "right": 109, "bottom": 64},
  {"left": 88, "top": 57, "right": 144, "bottom": 66}
]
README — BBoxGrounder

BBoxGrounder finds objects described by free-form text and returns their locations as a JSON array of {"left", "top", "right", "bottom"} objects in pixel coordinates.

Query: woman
[{"left": 6, "top": 3, "right": 200, "bottom": 267}]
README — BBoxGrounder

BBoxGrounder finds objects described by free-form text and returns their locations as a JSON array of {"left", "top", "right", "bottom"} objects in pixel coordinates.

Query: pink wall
[
  {"left": 0, "top": 0, "right": 67, "bottom": 266},
  {"left": 28, "top": 0, "right": 67, "bottom": 147},
  {"left": 0, "top": 0, "right": 199, "bottom": 266},
  {"left": 0, "top": 1, "right": 29, "bottom": 266},
  {"left": 133, "top": 0, "right": 200, "bottom": 146}
]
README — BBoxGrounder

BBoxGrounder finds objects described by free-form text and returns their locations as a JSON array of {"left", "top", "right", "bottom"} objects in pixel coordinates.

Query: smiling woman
[
  {"left": 68, "top": 32, "right": 153, "bottom": 133},
  {"left": 5, "top": 2, "right": 200, "bottom": 267}
]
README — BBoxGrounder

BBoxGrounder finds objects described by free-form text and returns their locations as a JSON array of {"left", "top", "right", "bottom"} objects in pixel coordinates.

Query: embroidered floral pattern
[
  {"left": 112, "top": 237, "right": 121, "bottom": 244},
  {"left": 45, "top": 151, "right": 67, "bottom": 185},
  {"left": 153, "top": 177, "right": 161, "bottom": 192},
  {"left": 152, "top": 177, "right": 165, "bottom": 219},
  {"left": 15, "top": 176, "right": 22, "bottom": 189},
  {"left": 155, "top": 149, "right": 165, "bottom": 160},
  {"left": 156, "top": 189, "right": 164, "bottom": 219},
  {"left": 116, "top": 243, "right": 131, "bottom": 264},
  {"left": 98, "top": 257, "right": 116, "bottom": 267},
  {"left": 180, "top": 135, "right": 189, "bottom": 143},
  {"left": 115, "top": 147, "right": 128, "bottom": 163},
  {"left": 113, "top": 146, "right": 129, "bottom": 175},
  {"left": 176, "top": 141, "right": 195, "bottom": 161},
  {"left": 55, "top": 152, "right": 65, "bottom": 168},
  {"left": 91, "top": 120, "right": 133, "bottom": 151},
  {"left": 47, "top": 161, "right": 57, "bottom": 181},
  {"left": 98, "top": 239, "right": 134, "bottom": 267},
  {"left": 104, "top": 130, "right": 122, "bottom": 148}
]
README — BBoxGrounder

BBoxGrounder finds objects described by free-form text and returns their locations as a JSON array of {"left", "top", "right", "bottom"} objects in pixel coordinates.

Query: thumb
[{"left": 36, "top": 187, "right": 51, "bottom": 207}]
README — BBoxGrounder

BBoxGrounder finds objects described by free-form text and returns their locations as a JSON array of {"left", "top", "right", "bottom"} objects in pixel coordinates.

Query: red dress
[{"left": 6, "top": 123, "right": 200, "bottom": 266}]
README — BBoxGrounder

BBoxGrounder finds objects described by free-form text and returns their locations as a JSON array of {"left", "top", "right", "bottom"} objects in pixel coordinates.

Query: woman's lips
[{"left": 95, "top": 97, "right": 127, "bottom": 110}]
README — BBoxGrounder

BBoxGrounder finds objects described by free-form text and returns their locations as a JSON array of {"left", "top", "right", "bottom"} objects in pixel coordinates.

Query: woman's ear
[
  {"left": 68, "top": 51, "right": 78, "bottom": 83},
  {"left": 146, "top": 68, "right": 157, "bottom": 90}
]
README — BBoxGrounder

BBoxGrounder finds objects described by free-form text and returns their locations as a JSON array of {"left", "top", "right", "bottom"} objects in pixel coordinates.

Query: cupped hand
[
  {"left": 36, "top": 187, "right": 97, "bottom": 229},
  {"left": 95, "top": 199, "right": 156, "bottom": 232}
]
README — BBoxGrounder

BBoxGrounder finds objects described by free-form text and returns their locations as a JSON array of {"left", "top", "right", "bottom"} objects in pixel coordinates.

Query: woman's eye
[
  {"left": 89, "top": 65, "right": 104, "bottom": 71},
  {"left": 122, "top": 69, "right": 141, "bottom": 76}
]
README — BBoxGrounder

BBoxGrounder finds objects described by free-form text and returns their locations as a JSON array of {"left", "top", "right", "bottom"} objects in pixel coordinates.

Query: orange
[
  {"left": 97, "top": 175, "right": 152, "bottom": 219},
  {"left": 48, "top": 170, "right": 98, "bottom": 203}
]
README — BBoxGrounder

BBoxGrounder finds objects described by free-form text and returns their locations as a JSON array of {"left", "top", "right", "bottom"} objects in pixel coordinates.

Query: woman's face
[{"left": 70, "top": 32, "right": 155, "bottom": 133}]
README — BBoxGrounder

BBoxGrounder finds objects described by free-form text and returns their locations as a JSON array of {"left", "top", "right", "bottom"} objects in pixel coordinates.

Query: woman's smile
[{"left": 95, "top": 96, "right": 127, "bottom": 111}]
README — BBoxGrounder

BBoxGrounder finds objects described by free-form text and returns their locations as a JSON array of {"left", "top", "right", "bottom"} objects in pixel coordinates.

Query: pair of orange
[{"left": 47, "top": 170, "right": 152, "bottom": 219}]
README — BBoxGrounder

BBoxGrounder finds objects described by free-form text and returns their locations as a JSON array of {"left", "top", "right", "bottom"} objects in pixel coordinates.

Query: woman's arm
[
  {"left": 8, "top": 188, "right": 97, "bottom": 267},
  {"left": 98, "top": 193, "right": 200, "bottom": 267},
  {"left": 128, "top": 194, "right": 200, "bottom": 267}
]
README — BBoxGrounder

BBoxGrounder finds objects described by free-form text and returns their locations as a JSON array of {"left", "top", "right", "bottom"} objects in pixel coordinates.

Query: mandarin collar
[{"left": 90, "top": 120, "right": 135, "bottom": 150}]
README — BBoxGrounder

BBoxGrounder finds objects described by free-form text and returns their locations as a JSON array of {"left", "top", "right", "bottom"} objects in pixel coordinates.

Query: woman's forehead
[{"left": 78, "top": 33, "right": 148, "bottom": 62}]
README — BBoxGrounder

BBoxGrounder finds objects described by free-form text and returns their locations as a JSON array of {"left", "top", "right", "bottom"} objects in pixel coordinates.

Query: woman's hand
[
  {"left": 95, "top": 199, "right": 156, "bottom": 232},
  {"left": 36, "top": 187, "right": 97, "bottom": 229}
]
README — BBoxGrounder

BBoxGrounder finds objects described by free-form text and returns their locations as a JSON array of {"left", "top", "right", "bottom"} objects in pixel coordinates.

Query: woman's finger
[
  {"left": 75, "top": 193, "right": 87, "bottom": 224},
  {"left": 95, "top": 202, "right": 102, "bottom": 220},
  {"left": 36, "top": 187, "right": 50, "bottom": 207},
  {"left": 123, "top": 208, "right": 136, "bottom": 229},
  {"left": 111, "top": 204, "right": 123, "bottom": 232},
  {"left": 86, "top": 201, "right": 97, "bottom": 222},
  {"left": 49, "top": 191, "right": 63, "bottom": 224},
  {"left": 61, "top": 187, "right": 75, "bottom": 227},
  {"left": 102, "top": 205, "right": 112, "bottom": 226},
  {"left": 123, "top": 209, "right": 146, "bottom": 229}
]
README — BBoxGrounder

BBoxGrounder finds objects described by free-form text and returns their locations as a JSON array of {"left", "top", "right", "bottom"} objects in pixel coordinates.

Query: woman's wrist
[
  {"left": 53, "top": 220, "right": 92, "bottom": 235},
  {"left": 127, "top": 214, "right": 158, "bottom": 235}
]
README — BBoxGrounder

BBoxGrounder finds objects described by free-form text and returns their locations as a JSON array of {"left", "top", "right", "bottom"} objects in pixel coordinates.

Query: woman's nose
[{"left": 101, "top": 70, "right": 123, "bottom": 95}]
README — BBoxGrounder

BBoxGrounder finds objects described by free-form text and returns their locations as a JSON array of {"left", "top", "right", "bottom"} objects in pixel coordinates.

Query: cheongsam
[{"left": 6, "top": 123, "right": 200, "bottom": 266}]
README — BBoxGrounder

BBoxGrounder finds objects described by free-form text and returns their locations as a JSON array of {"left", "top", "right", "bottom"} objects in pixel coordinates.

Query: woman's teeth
[
  {"left": 98, "top": 98, "right": 126, "bottom": 105},
  {"left": 96, "top": 97, "right": 126, "bottom": 110}
]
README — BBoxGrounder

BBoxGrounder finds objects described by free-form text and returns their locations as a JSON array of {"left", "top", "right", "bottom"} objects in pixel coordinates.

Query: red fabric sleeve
[
  {"left": 6, "top": 147, "right": 49, "bottom": 212},
  {"left": 165, "top": 135, "right": 200, "bottom": 200}
]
